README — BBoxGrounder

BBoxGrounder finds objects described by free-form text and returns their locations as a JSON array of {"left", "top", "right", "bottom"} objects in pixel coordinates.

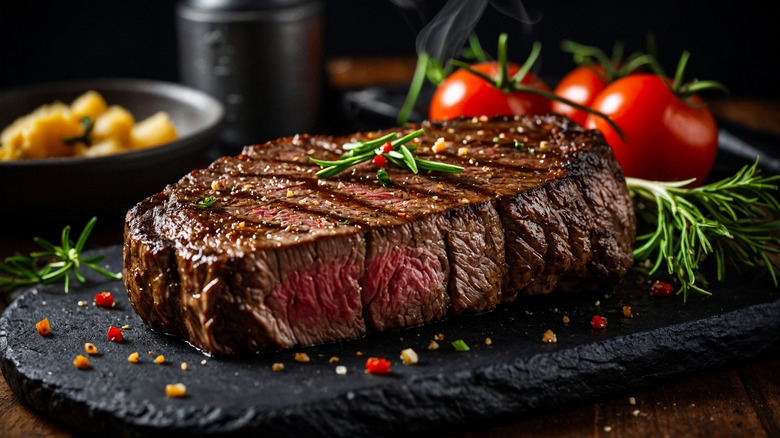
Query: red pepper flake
[
  {"left": 36, "top": 318, "right": 51, "bottom": 336},
  {"left": 650, "top": 281, "right": 673, "bottom": 297},
  {"left": 373, "top": 155, "right": 387, "bottom": 167},
  {"left": 591, "top": 315, "right": 607, "bottom": 329},
  {"left": 365, "top": 357, "right": 391, "bottom": 375},
  {"left": 381, "top": 142, "right": 393, "bottom": 154},
  {"left": 94, "top": 292, "right": 114, "bottom": 308},
  {"left": 107, "top": 326, "right": 123, "bottom": 342}
]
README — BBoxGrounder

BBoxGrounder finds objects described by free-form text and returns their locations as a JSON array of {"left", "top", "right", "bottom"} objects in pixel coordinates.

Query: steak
[{"left": 123, "top": 114, "right": 636, "bottom": 355}]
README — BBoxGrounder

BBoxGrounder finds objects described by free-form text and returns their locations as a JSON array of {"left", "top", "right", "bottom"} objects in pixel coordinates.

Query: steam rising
[{"left": 391, "top": 0, "right": 540, "bottom": 61}]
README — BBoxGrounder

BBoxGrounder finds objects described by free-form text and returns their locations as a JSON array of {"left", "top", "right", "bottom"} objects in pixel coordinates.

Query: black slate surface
[{"left": 1, "top": 245, "right": 779, "bottom": 438}]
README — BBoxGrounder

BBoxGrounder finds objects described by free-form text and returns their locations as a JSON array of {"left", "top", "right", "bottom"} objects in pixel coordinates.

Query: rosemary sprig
[
  {"left": 310, "top": 128, "right": 464, "bottom": 184},
  {"left": 0, "top": 217, "right": 122, "bottom": 295},
  {"left": 629, "top": 159, "right": 780, "bottom": 301}
]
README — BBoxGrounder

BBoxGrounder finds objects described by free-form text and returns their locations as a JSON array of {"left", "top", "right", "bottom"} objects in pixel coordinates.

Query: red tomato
[
  {"left": 429, "top": 62, "right": 551, "bottom": 120},
  {"left": 585, "top": 74, "right": 717, "bottom": 185},
  {"left": 552, "top": 65, "right": 608, "bottom": 125}
]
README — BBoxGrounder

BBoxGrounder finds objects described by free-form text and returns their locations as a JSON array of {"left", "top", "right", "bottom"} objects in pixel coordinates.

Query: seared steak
[{"left": 123, "top": 114, "right": 636, "bottom": 355}]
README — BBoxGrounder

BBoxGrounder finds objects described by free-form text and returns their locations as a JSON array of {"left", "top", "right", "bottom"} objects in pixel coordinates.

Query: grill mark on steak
[{"left": 124, "top": 114, "right": 636, "bottom": 355}]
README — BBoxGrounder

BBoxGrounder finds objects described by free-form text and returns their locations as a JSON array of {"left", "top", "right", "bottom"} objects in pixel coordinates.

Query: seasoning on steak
[{"left": 123, "top": 114, "right": 636, "bottom": 355}]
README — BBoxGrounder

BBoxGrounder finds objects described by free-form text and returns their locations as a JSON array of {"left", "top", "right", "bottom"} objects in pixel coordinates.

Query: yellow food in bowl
[{"left": 0, "top": 90, "right": 178, "bottom": 160}]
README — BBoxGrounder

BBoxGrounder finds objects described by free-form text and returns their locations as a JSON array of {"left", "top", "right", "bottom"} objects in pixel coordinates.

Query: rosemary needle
[{"left": 0, "top": 217, "right": 122, "bottom": 295}]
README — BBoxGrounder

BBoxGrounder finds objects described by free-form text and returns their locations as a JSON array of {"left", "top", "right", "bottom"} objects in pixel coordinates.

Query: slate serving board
[{"left": 2, "top": 246, "right": 779, "bottom": 437}]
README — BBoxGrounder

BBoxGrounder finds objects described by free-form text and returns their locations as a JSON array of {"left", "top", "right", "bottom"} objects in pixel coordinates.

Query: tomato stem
[
  {"left": 467, "top": 34, "right": 489, "bottom": 62},
  {"left": 511, "top": 41, "right": 541, "bottom": 89},
  {"left": 667, "top": 51, "right": 728, "bottom": 106},
  {"left": 496, "top": 33, "right": 509, "bottom": 90},
  {"left": 560, "top": 39, "right": 655, "bottom": 84}
]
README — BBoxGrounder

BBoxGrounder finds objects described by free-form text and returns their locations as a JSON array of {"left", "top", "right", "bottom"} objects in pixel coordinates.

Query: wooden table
[{"left": 1, "top": 59, "right": 779, "bottom": 437}]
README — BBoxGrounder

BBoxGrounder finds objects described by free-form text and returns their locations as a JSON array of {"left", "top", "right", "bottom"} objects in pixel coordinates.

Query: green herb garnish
[
  {"left": 0, "top": 217, "right": 122, "bottom": 295},
  {"left": 629, "top": 160, "right": 780, "bottom": 301},
  {"left": 452, "top": 339, "right": 470, "bottom": 351},
  {"left": 377, "top": 169, "right": 392, "bottom": 188},
  {"left": 62, "top": 116, "right": 94, "bottom": 147},
  {"left": 192, "top": 197, "right": 217, "bottom": 208},
  {"left": 310, "top": 129, "right": 463, "bottom": 185}
]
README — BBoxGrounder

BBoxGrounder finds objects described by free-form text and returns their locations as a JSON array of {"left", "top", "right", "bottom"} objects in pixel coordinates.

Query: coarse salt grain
[{"left": 335, "top": 365, "right": 347, "bottom": 375}]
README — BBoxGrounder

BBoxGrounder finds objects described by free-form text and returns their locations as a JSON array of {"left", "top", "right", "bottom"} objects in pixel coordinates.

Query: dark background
[{"left": 0, "top": 1, "right": 777, "bottom": 98}]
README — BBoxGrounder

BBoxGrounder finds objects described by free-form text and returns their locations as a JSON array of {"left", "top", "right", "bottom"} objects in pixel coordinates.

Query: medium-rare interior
[{"left": 123, "top": 114, "right": 636, "bottom": 355}]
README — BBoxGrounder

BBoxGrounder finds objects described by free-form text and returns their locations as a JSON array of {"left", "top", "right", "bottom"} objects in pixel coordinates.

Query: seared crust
[{"left": 123, "top": 114, "right": 636, "bottom": 355}]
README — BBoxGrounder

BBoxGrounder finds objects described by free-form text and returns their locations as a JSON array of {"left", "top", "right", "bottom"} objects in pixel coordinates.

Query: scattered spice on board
[
  {"left": 294, "top": 352, "right": 311, "bottom": 363},
  {"left": 542, "top": 329, "right": 557, "bottom": 343},
  {"left": 452, "top": 339, "right": 470, "bottom": 351},
  {"left": 73, "top": 355, "right": 89, "bottom": 369},
  {"left": 271, "top": 363, "right": 285, "bottom": 372},
  {"left": 107, "top": 326, "right": 123, "bottom": 341},
  {"left": 181, "top": 362, "right": 188, "bottom": 371},
  {"left": 365, "top": 357, "right": 391, "bottom": 375},
  {"left": 94, "top": 292, "right": 114, "bottom": 308},
  {"left": 650, "top": 280, "right": 673, "bottom": 297},
  {"left": 165, "top": 383, "right": 186, "bottom": 398},
  {"left": 591, "top": 315, "right": 608, "bottom": 329},
  {"left": 428, "top": 340, "right": 440, "bottom": 350},
  {"left": 623, "top": 305, "right": 634, "bottom": 318},
  {"left": 329, "top": 356, "right": 339, "bottom": 364},
  {"left": 434, "top": 333, "right": 445, "bottom": 341},
  {"left": 400, "top": 348, "right": 418, "bottom": 365},
  {"left": 84, "top": 343, "right": 98, "bottom": 355},
  {"left": 562, "top": 315, "right": 570, "bottom": 324},
  {"left": 35, "top": 318, "right": 50, "bottom": 336},
  {"left": 484, "top": 337, "right": 493, "bottom": 345},
  {"left": 128, "top": 352, "right": 139, "bottom": 363},
  {"left": 154, "top": 355, "right": 165, "bottom": 364}
]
